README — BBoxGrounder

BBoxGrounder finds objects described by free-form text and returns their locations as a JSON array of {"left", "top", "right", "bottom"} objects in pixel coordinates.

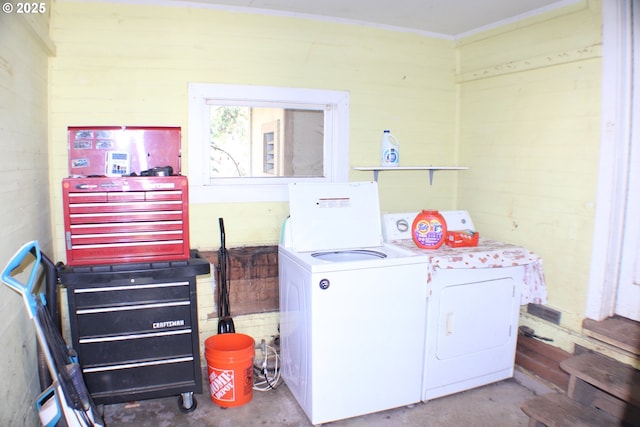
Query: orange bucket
[{"left": 204, "top": 333, "right": 255, "bottom": 407}]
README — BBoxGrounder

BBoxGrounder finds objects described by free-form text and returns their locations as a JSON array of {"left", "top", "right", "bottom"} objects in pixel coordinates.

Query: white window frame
[{"left": 188, "top": 83, "right": 350, "bottom": 203}]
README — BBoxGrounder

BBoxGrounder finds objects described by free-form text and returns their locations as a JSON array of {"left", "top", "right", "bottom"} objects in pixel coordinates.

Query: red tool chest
[{"left": 62, "top": 176, "right": 191, "bottom": 266}]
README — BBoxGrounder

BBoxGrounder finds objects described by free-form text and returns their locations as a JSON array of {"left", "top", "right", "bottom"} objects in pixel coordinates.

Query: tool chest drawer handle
[
  {"left": 82, "top": 356, "right": 195, "bottom": 373},
  {"left": 77, "top": 300, "right": 190, "bottom": 315},
  {"left": 74, "top": 281, "right": 190, "bottom": 294},
  {"left": 79, "top": 329, "right": 192, "bottom": 344}
]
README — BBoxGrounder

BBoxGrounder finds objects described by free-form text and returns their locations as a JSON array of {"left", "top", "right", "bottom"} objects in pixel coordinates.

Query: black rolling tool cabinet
[{"left": 57, "top": 252, "right": 210, "bottom": 411}]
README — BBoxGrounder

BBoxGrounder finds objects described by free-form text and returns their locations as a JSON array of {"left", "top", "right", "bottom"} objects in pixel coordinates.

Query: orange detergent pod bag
[{"left": 412, "top": 210, "right": 447, "bottom": 249}]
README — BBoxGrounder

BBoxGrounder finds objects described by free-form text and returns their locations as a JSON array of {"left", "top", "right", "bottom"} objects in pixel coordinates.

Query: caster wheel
[{"left": 178, "top": 393, "right": 197, "bottom": 413}]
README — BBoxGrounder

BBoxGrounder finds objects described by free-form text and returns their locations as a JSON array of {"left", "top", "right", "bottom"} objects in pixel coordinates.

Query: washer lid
[{"left": 288, "top": 182, "right": 383, "bottom": 252}]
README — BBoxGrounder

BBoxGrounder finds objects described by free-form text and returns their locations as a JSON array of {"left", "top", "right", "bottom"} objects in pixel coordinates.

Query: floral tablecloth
[{"left": 392, "top": 238, "right": 547, "bottom": 305}]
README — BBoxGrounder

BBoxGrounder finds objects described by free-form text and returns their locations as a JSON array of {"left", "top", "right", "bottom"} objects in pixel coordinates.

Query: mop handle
[
  {"left": 219, "top": 217, "right": 225, "bottom": 248},
  {"left": 1, "top": 240, "right": 42, "bottom": 317}
]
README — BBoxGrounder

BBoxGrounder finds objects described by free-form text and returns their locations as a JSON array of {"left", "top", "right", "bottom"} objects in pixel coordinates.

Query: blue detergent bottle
[{"left": 381, "top": 130, "right": 399, "bottom": 167}]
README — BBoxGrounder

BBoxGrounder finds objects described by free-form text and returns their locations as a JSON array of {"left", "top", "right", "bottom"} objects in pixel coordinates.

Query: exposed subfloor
[{"left": 101, "top": 372, "right": 543, "bottom": 427}]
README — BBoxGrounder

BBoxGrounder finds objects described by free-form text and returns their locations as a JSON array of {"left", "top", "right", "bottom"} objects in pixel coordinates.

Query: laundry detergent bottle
[
  {"left": 412, "top": 210, "right": 447, "bottom": 249},
  {"left": 381, "top": 130, "right": 399, "bottom": 167}
]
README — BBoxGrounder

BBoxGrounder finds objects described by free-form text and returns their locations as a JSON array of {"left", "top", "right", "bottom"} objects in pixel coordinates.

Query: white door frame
[{"left": 585, "top": 0, "right": 635, "bottom": 320}]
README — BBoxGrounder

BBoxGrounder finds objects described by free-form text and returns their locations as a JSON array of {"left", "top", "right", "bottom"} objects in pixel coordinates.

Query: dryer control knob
[{"left": 319, "top": 279, "right": 330, "bottom": 290}]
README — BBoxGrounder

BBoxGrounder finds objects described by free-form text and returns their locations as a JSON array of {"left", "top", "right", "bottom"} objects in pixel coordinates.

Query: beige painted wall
[
  {"left": 0, "top": 4, "right": 54, "bottom": 425},
  {"left": 456, "top": 0, "right": 602, "bottom": 343}
]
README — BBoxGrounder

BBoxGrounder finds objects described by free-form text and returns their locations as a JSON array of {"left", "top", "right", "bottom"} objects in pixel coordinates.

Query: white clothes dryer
[
  {"left": 382, "top": 211, "right": 547, "bottom": 401},
  {"left": 279, "top": 182, "right": 428, "bottom": 425}
]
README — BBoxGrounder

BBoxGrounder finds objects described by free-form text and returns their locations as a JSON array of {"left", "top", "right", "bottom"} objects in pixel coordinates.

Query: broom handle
[{"left": 218, "top": 218, "right": 230, "bottom": 317}]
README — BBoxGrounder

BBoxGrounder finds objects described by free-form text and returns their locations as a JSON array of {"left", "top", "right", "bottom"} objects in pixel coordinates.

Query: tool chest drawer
[
  {"left": 72, "top": 280, "right": 192, "bottom": 307},
  {"left": 62, "top": 176, "right": 191, "bottom": 266},
  {"left": 58, "top": 257, "right": 210, "bottom": 405},
  {"left": 83, "top": 358, "right": 199, "bottom": 400},
  {"left": 78, "top": 330, "right": 195, "bottom": 366},
  {"left": 75, "top": 301, "right": 193, "bottom": 337}
]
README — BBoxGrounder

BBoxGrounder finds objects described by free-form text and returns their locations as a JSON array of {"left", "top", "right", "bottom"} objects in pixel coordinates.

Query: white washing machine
[
  {"left": 279, "top": 182, "right": 429, "bottom": 425},
  {"left": 382, "top": 211, "right": 546, "bottom": 401}
]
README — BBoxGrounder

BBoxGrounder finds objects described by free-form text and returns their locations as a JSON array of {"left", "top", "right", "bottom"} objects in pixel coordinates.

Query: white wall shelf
[{"left": 353, "top": 166, "right": 468, "bottom": 185}]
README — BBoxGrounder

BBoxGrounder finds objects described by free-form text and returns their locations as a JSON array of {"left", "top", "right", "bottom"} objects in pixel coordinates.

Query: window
[
  {"left": 188, "top": 84, "right": 350, "bottom": 203},
  {"left": 208, "top": 105, "right": 324, "bottom": 178}
]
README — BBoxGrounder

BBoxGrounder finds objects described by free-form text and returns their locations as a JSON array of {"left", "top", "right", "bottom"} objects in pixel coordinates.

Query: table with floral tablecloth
[{"left": 392, "top": 238, "right": 547, "bottom": 305}]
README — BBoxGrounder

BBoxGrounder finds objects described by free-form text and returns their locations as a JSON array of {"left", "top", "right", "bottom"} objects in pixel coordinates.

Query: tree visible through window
[
  {"left": 208, "top": 105, "right": 324, "bottom": 178},
  {"left": 209, "top": 106, "right": 249, "bottom": 177}
]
